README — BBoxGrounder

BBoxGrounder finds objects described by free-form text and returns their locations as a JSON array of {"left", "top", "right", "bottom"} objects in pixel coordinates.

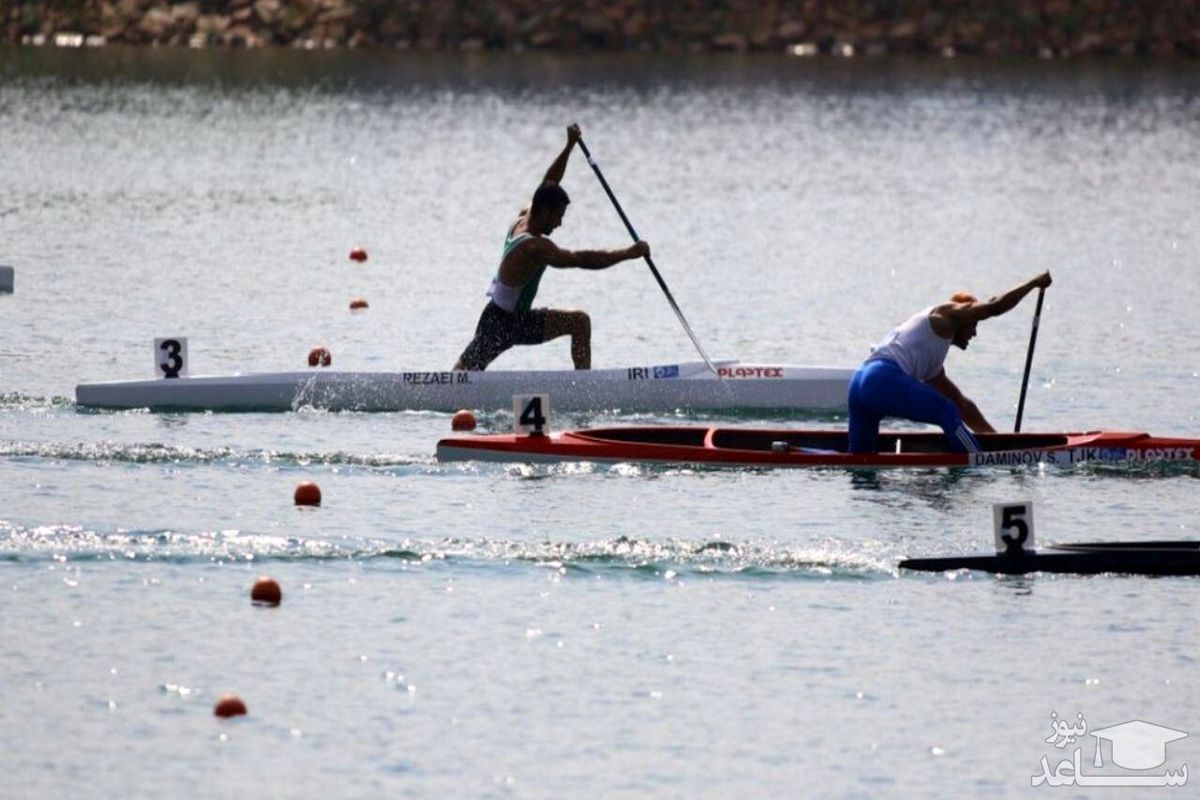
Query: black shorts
[{"left": 456, "top": 302, "right": 549, "bottom": 371}]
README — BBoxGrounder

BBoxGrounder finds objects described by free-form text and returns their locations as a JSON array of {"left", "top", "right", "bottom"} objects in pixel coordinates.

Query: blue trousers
[{"left": 847, "top": 359, "right": 981, "bottom": 454}]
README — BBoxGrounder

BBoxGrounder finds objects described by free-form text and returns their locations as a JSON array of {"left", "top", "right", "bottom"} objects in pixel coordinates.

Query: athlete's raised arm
[
  {"left": 542, "top": 123, "right": 582, "bottom": 186},
  {"left": 939, "top": 271, "right": 1053, "bottom": 328}
]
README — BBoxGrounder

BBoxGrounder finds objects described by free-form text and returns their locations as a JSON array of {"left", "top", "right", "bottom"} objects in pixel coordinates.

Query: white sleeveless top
[
  {"left": 486, "top": 231, "right": 536, "bottom": 312},
  {"left": 866, "top": 307, "right": 951, "bottom": 381}
]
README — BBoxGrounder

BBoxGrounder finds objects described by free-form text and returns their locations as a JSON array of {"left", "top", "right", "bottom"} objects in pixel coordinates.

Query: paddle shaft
[
  {"left": 575, "top": 137, "right": 718, "bottom": 375},
  {"left": 1014, "top": 287, "right": 1045, "bottom": 433}
]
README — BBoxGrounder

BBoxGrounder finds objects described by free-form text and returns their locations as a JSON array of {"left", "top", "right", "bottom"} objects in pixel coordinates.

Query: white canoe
[{"left": 74, "top": 361, "right": 853, "bottom": 413}]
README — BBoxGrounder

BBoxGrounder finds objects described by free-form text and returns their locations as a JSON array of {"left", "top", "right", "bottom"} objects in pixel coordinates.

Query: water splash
[
  {"left": 0, "top": 392, "right": 75, "bottom": 412},
  {"left": 0, "top": 439, "right": 431, "bottom": 468},
  {"left": 0, "top": 522, "right": 893, "bottom": 579}
]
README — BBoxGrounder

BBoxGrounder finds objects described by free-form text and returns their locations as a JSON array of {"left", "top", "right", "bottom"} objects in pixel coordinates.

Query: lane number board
[
  {"left": 993, "top": 501, "right": 1035, "bottom": 553},
  {"left": 513, "top": 394, "right": 550, "bottom": 436},
  {"left": 154, "top": 337, "right": 189, "bottom": 379}
]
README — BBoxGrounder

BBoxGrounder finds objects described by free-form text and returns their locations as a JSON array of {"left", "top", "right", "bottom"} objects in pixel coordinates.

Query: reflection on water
[
  {"left": 5, "top": 47, "right": 1200, "bottom": 101},
  {"left": 990, "top": 575, "right": 1037, "bottom": 596},
  {"left": 849, "top": 466, "right": 978, "bottom": 505}
]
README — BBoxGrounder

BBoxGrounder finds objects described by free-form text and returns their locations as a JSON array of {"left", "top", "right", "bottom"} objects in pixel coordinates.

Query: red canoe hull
[{"left": 436, "top": 427, "right": 1200, "bottom": 468}]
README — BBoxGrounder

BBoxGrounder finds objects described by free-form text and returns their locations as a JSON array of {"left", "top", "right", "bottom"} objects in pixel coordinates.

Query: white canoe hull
[{"left": 75, "top": 361, "right": 853, "bottom": 413}]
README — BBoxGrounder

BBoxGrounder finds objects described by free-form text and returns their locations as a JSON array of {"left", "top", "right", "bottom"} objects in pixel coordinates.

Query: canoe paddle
[
  {"left": 1014, "top": 286, "right": 1046, "bottom": 432},
  {"left": 576, "top": 137, "right": 719, "bottom": 376}
]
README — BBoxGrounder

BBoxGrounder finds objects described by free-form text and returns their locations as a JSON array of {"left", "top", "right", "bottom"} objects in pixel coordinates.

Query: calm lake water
[{"left": 2, "top": 47, "right": 1199, "bottom": 798}]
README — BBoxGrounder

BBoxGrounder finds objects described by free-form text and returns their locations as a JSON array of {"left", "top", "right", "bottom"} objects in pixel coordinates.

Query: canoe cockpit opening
[
  {"left": 575, "top": 427, "right": 1074, "bottom": 454},
  {"left": 879, "top": 432, "right": 1071, "bottom": 453},
  {"left": 709, "top": 429, "right": 1075, "bottom": 454},
  {"left": 976, "top": 433, "right": 1070, "bottom": 451},
  {"left": 580, "top": 427, "right": 712, "bottom": 447},
  {"left": 710, "top": 429, "right": 850, "bottom": 452}
]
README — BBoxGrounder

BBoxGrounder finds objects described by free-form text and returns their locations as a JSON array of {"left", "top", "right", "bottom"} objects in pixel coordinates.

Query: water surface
[{"left": 2, "top": 48, "right": 1199, "bottom": 798}]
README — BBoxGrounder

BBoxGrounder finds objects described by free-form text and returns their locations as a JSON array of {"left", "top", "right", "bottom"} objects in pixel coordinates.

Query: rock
[
  {"left": 224, "top": 24, "right": 263, "bottom": 47},
  {"left": 170, "top": 2, "right": 198, "bottom": 26},
  {"left": 196, "top": 15, "right": 230, "bottom": 35},
  {"left": 711, "top": 32, "right": 747, "bottom": 52},
  {"left": 101, "top": 23, "right": 128, "bottom": 40},
  {"left": 1043, "top": 0, "right": 1073, "bottom": 18},
  {"left": 528, "top": 30, "right": 559, "bottom": 48},
  {"left": 317, "top": 6, "right": 356, "bottom": 24},
  {"left": 137, "top": 7, "right": 173, "bottom": 39},
  {"left": 517, "top": 12, "right": 544, "bottom": 36},
  {"left": 378, "top": 13, "right": 407, "bottom": 39},
  {"left": 580, "top": 16, "right": 618, "bottom": 47},
  {"left": 254, "top": 0, "right": 281, "bottom": 25},
  {"left": 1072, "top": 32, "right": 1106, "bottom": 54},
  {"left": 579, "top": 11, "right": 613, "bottom": 37},
  {"left": 953, "top": 21, "right": 985, "bottom": 48},
  {"left": 749, "top": 32, "right": 772, "bottom": 50},
  {"left": 777, "top": 20, "right": 807, "bottom": 40},
  {"left": 417, "top": 1, "right": 454, "bottom": 50},
  {"left": 280, "top": 4, "right": 311, "bottom": 33},
  {"left": 493, "top": 5, "right": 517, "bottom": 40},
  {"left": 3, "top": 0, "right": 1200, "bottom": 58},
  {"left": 920, "top": 12, "right": 946, "bottom": 36},
  {"left": 623, "top": 11, "right": 649, "bottom": 39}
]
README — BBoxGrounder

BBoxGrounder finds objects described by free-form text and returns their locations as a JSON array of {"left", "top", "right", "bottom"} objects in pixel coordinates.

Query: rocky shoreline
[{"left": 5, "top": 1, "right": 1199, "bottom": 57}]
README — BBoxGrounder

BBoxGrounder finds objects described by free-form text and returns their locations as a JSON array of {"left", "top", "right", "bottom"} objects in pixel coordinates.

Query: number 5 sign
[
  {"left": 994, "top": 501, "right": 1035, "bottom": 553},
  {"left": 154, "top": 337, "right": 189, "bottom": 379}
]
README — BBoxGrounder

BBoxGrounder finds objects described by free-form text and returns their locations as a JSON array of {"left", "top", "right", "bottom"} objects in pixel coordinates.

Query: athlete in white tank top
[
  {"left": 487, "top": 227, "right": 538, "bottom": 313},
  {"left": 866, "top": 306, "right": 951, "bottom": 382},
  {"left": 849, "top": 271, "right": 1054, "bottom": 448}
]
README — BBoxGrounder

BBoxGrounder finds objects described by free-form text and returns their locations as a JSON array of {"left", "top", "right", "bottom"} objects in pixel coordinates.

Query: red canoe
[{"left": 436, "top": 426, "right": 1200, "bottom": 468}]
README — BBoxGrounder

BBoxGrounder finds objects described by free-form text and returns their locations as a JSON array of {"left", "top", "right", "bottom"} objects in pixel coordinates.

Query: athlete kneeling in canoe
[
  {"left": 848, "top": 271, "right": 1053, "bottom": 453},
  {"left": 454, "top": 123, "right": 649, "bottom": 371}
]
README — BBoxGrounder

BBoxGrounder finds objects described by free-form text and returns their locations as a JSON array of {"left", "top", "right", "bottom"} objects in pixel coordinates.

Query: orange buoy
[
  {"left": 251, "top": 576, "right": 282, "bottom": 606},
  {"left": 349, "top": 297, "right": 369, "bottom": 311},
  {"left": 349, "top": 247, "right": 368, "bottom": 262},
  {"left": 213, "top": 694, "right": 247, "bottom": 718},
  {"left": 294, "top": 481, "right": 322, "bottom": 506},
  {"left": 451, "top": 409, "right": 477, "bottom": 431},
  {"left": 307, "top": 346, "right": 332, "bottom": 367}
]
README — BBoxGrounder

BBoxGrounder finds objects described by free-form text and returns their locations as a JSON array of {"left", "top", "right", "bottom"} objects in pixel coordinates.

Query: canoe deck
[
  {"left": 74, "top": 361, "right": 854, "bottom": 413},
  {"left": 900, "top": 541, "right": 1200, "bottom": 576}
]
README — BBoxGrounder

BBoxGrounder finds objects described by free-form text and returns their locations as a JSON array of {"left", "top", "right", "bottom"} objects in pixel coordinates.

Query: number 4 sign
[
  {"left": 994, "top": 501, "right": 1035, "bottom": 553},
  {"left": 154, "top": 337, "right": 189, "bottom": 379},
  {"left": 513, "top": 394, "right": 550, "bottom": 436}
]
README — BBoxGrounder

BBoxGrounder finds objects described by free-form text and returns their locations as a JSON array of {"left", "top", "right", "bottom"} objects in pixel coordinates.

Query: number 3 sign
[{"left": 154, "top": 337, "right": 189, "bottom": 379}]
